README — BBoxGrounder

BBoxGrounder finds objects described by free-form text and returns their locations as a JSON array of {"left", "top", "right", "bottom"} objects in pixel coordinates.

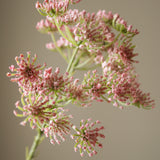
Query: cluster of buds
[
  {"left": 46, "top": 37, "right": 72, "bottom": 50},
  {"left": 83, "top": 70, "right": 108, "bottom": 102},
  {"left": 7, "top": 52, "right": 46, "bottom": 94},
  {"left": 72, "top": 119, "right": 105, "bottom": 157},
  {"left": 7, "top": 53, "right": 106, "bottom": 157},
  {"left": 36, "top": 0, "right": 82, "bottom": 17},
  {"left": 36, "top": 3, "right": 140, "bottom": 68},
  {"left": 43, "top": 107, "right": 73, "bottom": 144},
  {"left": 7, "top": 0, "right": 155, "bottom": 158},
  {"left": 101, "top": 41, "right": 155, "bottom": 109},
  {"left": 36, "top": 18, "right": 57, "bottom": 33}
]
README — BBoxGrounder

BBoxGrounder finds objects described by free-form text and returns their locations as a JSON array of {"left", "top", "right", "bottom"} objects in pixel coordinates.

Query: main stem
[
  {"left": 66, "top": 47, "right": 79, "bottom": 73},
  {"left": 26, "top": 129, "right": 43, "bottom": 160}
]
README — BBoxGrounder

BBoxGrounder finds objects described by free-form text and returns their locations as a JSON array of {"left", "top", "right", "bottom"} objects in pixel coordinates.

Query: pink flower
[
  {"left": 118, "top": 44, "right": 138, "bottom": 64},
  {"left": 112, "top": 13, "right": 139, "bottom": 35},
  {"left": 43, "top": 108, "right": 73, "bottom": 144},
  {"left": 104, "top": 66, "right": 155, "bottom": 109},
  {"left": 13, "top": 93, "right": 54, "bottom": 129},
  {"left": 72, "top": 119, "right": 105, "bottom": 157},
  {"left": 7, "top": 52, "right": 45, "bottom": 92},
  {"left": 36, "top": 0, "right": 70, "bottom": 16},
  {"left": 66, "top": 82, "right": 89, "bottom": 105},
  {"left": 72, "top": 13, "right": 115, "bottom": 53},
  {"left": 84, "top": 70, "right": 107, "bottom": 102},
  {"left": 36, "top": 17, "right": 57, "bottom": 33},
  {"left": 42, "top": 67, "right": 70, "bottom": 94},
  {"left": 46, "top": 36, "right": 72, "bottom": 50}
]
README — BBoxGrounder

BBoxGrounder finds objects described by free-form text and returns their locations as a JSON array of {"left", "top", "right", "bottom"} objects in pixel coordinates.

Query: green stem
[
  {"left": 54, "top": 17, "right": 75, "bottom": 45},
  {"left": 50, "top": 33, "right": 68, "bottom": 62},
  {"left": 66, "top": 47, "right": 79, "bottom": 73},
  {"left": 54, "top": 17, "right": 68, "bottom": 40},
  {"left": 26, "top": 129, "right": 44, "bottom": 160}
]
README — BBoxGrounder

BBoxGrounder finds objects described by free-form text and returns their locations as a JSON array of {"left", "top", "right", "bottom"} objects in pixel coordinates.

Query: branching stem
[
  {"left": 66, "top": 47, "right": 79, "bottom": 73},
  {"left": 26, "top": 129, "right": 44, "bottom": 160}
]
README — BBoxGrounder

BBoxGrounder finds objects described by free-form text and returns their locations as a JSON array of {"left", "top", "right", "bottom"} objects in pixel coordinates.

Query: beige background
[{"left": 1, "top": 0, "right": 160, "bottom": 160}]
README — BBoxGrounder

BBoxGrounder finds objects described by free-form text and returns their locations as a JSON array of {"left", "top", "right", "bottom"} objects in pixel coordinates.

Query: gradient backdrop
[{"left": 1, "top": 0, "right": 160, "bottom": 160}]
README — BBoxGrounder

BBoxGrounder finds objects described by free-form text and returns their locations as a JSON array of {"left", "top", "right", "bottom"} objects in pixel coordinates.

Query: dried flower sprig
[
  {"left": 36, "top": 5, "right": 140, "bottom": 70},
  {"left": 7, "top": 0, "right": 155, "bottom": 159}
]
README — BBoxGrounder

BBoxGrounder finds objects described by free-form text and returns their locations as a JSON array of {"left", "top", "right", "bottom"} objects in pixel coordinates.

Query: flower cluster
[
  {"left": 7, "top": 0, "right": 155, "bottom": 158},
  {"left": 36, "top": 18, "right": 57, "bottom": 33},
  {"left": 36, "top": 5, "right": 140, "bottom": 69},
  {"left": 106, "top": 69, "right": 154, "bottom": 109},
  {"left": 36, "top": 0, "right": 82, "bottom": 17},
  {"left": 7, "top": 48, "right": 154, "bottom": 156},
  {"left": 7, "top": 52, "right": 45, "bottom": 94},
  {"left": 7, "top": 53, "right": 106, "bottom": 156},
  {"left": 43, "top": 107, "right": 73, "bottom": 144},
  {"left": 72, "top": 119, "right": 105, "bottom": 157},
  {"left": 83, "top": 70, "right": 108, "bottom": 102},
  {"left": 101, "top": 41, "right": 155, "bottom": 109},
  {"left": 42, "top": 67, "right": 71, "bottom": 95},
  {"left": 13, "top": 94, "right": 53, "bottom": 129},
  {"left": 66, "top": 81, "right": 88, "bottom": 106},
  {"left": 46, "top": 37, "right": 70, "bottom": 51},
  {"left": 111, "top": 13, "right": 139, "bottom": 35}
]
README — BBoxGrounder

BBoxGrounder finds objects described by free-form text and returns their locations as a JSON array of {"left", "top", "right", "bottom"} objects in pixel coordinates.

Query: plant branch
[
  {"left": 54, "top": 17, "right": 76, "bottom": 46},
  {"left": 26, "top": 129, "right": 44, "bottom": 160},
  {"left": 50, "top": 33, "right": 68, "bottom": 62},
  {"left": 66, "top": 47, "right": 79, "bottom": 73}
]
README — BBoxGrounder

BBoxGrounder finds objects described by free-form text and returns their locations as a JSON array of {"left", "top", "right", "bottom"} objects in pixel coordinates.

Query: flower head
[
  {"left": 36, "top": 17, "right": 57, "bottom": 33},
  {"left": 103, "top": 67, "right": 155, "bottom": 109},
  {"left": 13, "top": 93, "right": 55, "bottom": 129},
  {"left": 43, "top": 107, "right": 73, "bottom": 144},
  {"left": 42, "top": 67, "right": 70, "bottom": 95},
  {"left": 72, "top": 12, "right": 115, "bottom": 53},
  {"left": 72, "top": 119, "right": 105, "bottom": 157},
  {"left": 83, "top": 70, "right": 107, "bottom": 102},
  {"left": 117, "top": 44, "right": 138, "bottom": 64},
  {"left": 7, "top": 52, "right": 45, "bottom": 92},
  {"left": 66, "top": 82, "right": 89, "bottom": 106},
  {"left": 110, "top": 13, "right": 139, "bottom": 35},
  {"left": 36, "top": 0, "right": 81, "bottom": 17},
  {"left": 46, "top": 37, "right": 71, "bottom": 51}
]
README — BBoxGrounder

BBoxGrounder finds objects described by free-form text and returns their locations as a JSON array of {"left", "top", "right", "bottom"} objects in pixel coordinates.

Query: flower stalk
[
  {"left": 26, "top": 129, "right": 44, "bottom": 160},
  {"left": 66, "top": 47, "right": 79, "bottom": 73}
]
